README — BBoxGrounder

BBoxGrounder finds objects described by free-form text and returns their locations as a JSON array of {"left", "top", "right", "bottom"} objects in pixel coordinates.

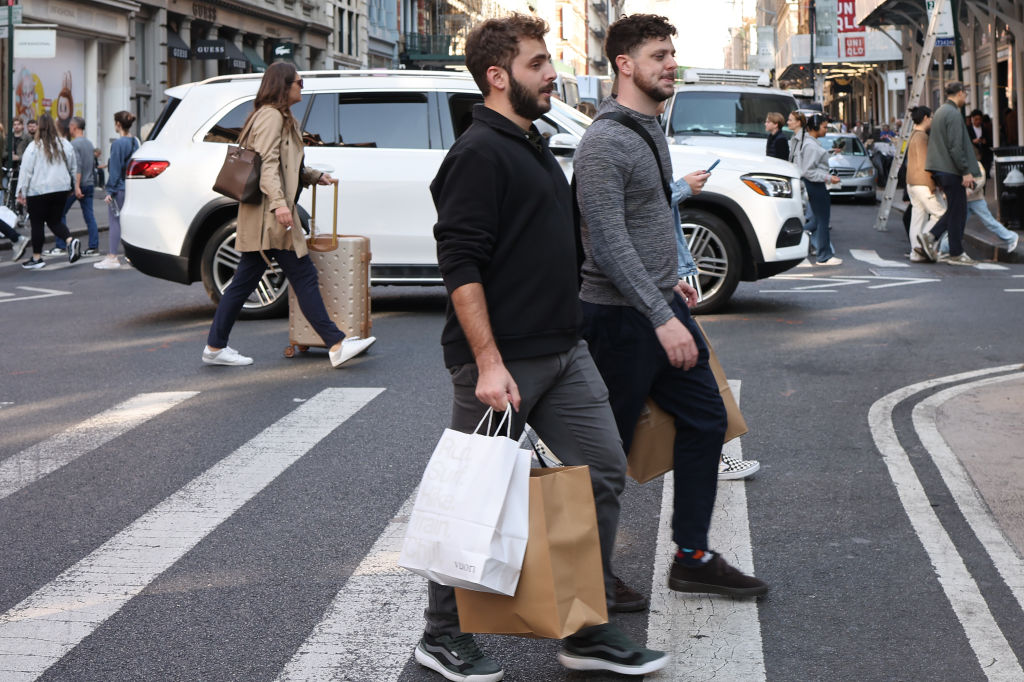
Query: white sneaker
[
  {"left": 719, "top": 454, "right": 760, "bottom": 480},
  {"left": 11, "top": 235, "right": 29, "bottom": 261},
  {"left": 1006, "top": 233, "right": 1019, "bottom": 253},
  {"left": 94, "top": 256, "right": 121, "bottom": 270},
  {"left": 329, "top": 336, "right": 376, "bottom": 367},
  {"left": 202, "top": 346, "right": 254, "bottom": 366},
  {"left": 812, "top": 256, "right": 843, "bottom": 266}
]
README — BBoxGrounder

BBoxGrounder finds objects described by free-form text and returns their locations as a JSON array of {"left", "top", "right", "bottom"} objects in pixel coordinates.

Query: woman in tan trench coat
[{"left": 202, "top": 63, "right": 375, "bottom": 367}]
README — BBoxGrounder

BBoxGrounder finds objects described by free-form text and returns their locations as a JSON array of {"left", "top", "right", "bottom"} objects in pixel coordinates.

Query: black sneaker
[
  {"left": 22, "top": 257, "right": 46, "bottom": 270},
  {"left": 669, "top": 553, "right": 769, "bottom": 597},
  {"left": 83, "top": 248, "right": 101, "bottom": 256},
  {"left": 67, "top": 238, "right": 81, "bottom": 263},
  {"left": 414, "top": 632, "right": 504, "bottom": 682},
  {"left": 43, "top": 247, "right": 65, "bottom": 256},
  {"left": 608, "top": 576, "right": 649, "bottom": 613},
  {"left": 558, "top": 623, "right": 668, "bottom": 675}
]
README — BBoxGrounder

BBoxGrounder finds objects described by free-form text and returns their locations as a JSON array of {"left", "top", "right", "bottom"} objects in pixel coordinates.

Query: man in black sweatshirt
[{"left": 417, "top": 13, "right": 667, "bottom": 682}]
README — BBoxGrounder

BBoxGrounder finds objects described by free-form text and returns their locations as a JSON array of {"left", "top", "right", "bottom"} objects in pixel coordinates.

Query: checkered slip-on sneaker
[{"left": 718, "top": 453, "right": 760, "bottom": 480}]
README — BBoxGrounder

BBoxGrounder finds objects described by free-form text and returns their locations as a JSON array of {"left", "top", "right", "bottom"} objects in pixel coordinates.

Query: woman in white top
[
  {"left": 16, "top": 113, "right": 80, "bottom": 269},
  {"left": 788, "top": 111, "right": 842, "bottom": 265}
]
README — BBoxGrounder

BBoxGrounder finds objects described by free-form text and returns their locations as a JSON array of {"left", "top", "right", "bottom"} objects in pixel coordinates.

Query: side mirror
[{"left": 548, "top": 133, "right": 578, "bottom": 156}]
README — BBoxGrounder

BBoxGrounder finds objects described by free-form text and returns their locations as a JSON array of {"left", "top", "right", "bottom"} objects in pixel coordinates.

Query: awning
[
  {"left": 857, "top": 0, "right": 930, "bottom": 28},
  {"left": 193, "top": 39, "right": 250, "bottom": 70},
  {"left": 243, "top": 46, "right": 268, "bottom": 72},
  {"left": 167, "top": 31, "right": 189, "bottom": 60}
]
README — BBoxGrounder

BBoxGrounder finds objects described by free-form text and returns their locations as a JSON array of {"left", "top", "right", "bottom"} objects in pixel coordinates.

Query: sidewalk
[{"left": 934, "top": 374, "right": 1024, "bottom": 560}]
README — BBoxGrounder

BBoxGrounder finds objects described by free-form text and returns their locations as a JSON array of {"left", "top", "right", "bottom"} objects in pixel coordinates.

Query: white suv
[{"left": 122, "top": 70, "right": 806, "bottom": 316}]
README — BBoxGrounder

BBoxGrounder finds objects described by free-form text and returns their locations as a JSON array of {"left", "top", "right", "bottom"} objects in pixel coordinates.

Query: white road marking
[
  {"left": 0, "top": 286, "right": 72, "bottom": 304},
  {"left": 0, "top": 387, "right": 384, "bottom": 681},
  {"left": 912, "top": 373, "right": 1024, "bottom": 617},
  {"left": 276, "top": 492, "right": 425, "bottom": 682},
  {"left": 0, "top": 392, "right": 198, "bottom": 501},
  {"left": 646, "top": 381, "right": 766, "bottom": 681},
  {"left": 868, "top": 366, "right": 1024, "bottom": 681},
  {"left": 1004, "top": 289, "right": 1024, "bottom": 293},
  {"left": 974, "top": 263, "right": 1009, "bottom": 270},
  {"left": 849, "top": 249, "right": 909, "bottom": 267}
]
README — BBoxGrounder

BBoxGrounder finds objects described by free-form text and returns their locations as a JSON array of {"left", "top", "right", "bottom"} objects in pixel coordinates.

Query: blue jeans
[
  {"left": 57, "top": 185, "right": 99, "bottom": 250},
  {"left": 206, "top": 249, "right": 345, "bottom": 349},
  {"left": 805, "top": 180, "right": 835, "bottom": 261},
  {"left": 939, "top": 199, "right": 1017, "bottom": 254}
]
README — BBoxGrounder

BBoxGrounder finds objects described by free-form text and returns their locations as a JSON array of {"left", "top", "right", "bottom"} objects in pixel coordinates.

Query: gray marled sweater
[{"left": 575, "top": 97, "right": 677, "bottom": 327}]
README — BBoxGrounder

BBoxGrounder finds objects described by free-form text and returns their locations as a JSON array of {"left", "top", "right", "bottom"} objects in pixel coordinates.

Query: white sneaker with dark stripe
[{"left": 719, "top": 453, "right": 760, "bottom": 480}]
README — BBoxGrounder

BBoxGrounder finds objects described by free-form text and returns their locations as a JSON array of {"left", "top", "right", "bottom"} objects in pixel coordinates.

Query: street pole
[
  {"left": 6, "top": 0, "right": 13, "bottom": 170},
  {"left": 809, "top": 0, "right": 816, "bottom": 102}
]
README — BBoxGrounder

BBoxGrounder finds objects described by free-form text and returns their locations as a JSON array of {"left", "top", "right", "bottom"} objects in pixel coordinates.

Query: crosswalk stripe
[
  {"left": 849, "top": 249, "right": 909, "bottom": 267},
  {"left": 646, "top": 381, "right": 766, "bottom": 680},
  {"left": 276, "top": 492, "right": 424, "bottom": 682},
  {"left": 0, "top": 387, "right": 384, "bottom": 681},
  {"left": 0, "top": 392, "right": 198, "bottom": 501}
]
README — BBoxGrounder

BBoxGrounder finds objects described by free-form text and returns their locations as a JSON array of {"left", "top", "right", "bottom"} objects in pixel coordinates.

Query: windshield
[
  {"left": 550, "top": 98, "right": 592, "bottom": 132},
  {"left": 819, "top": 135, "right": 866, "bottom": 156},
  {"left": 669, "top": 90, "right": 797, "bottom": 138}
]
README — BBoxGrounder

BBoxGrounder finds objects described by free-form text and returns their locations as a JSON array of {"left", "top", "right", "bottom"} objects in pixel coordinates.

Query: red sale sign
[{"left": 837, "top": 1, "right": 865, "bottom": 33}]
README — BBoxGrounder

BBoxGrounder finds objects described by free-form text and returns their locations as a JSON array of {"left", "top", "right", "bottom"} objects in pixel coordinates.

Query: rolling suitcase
[{"left": 284, "top": 180, "right": 372, "bottom": 358}]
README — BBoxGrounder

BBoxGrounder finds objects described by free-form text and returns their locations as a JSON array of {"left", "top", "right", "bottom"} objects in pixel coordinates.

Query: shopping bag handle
[{"left": 473, "top": 407, "right": 513, "bottom": 438}]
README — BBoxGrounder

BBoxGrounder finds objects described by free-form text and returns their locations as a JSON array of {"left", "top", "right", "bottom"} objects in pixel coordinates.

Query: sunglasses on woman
[{"left": 290, "top": 78, "right": 304, "bottom": 88}]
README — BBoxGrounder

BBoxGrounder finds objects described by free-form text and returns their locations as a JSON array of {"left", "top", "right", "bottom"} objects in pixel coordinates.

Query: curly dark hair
[
  {"left": 605, "top": 14, "right": 676, "bottom": 75},
  {"left": 465, "top": 13, "right": 549, "bottom": 96}
]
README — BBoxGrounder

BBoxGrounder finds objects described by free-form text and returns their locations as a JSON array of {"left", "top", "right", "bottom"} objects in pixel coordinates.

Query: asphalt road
[{"left": 1, "top": 201, "right": 1022, "bottom": 682}]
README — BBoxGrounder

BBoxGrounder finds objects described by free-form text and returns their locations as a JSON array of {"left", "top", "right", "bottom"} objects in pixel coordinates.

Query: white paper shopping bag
[{"left": 399, "top": 409, "right": 531, "bottom": 595}]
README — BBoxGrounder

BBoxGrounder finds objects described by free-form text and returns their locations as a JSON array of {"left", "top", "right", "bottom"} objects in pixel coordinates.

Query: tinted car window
[
  {"left": 337, "top": 93, "right": 430, "bottom": 149},
  {"left": 203, "top": 95, "right": 314, "bottom": 144},
  {"left": 819, "top": 134, "right": 866, "bottom": 156},
  {"left": 669, "top": 91, "right": 797, "bottom": 139},
  {"left": 302, "top": 94, "right": 338, "bottom": 146},
  {"left": 449, "top": 93, "right": 482, "bottom": 139}
]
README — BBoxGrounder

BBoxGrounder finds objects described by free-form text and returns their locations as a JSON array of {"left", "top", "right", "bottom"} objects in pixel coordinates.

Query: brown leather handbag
[{"left": 212, "top": 117, "right": 262, "bottom": 203}]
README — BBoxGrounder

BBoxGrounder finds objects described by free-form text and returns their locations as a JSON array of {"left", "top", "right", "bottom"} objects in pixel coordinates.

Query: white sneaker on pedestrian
[
  {"left": 67, "top": 238, "right": 81, "bottom": 264},
  {"left": 94, "top": 256, "right": 121, "bottom": 270},
  {"left": 43, "top": 247, "right": 66, "bottom": 256},
  {"left": 11, "top": 235, "right": 29, "bottom": 261},
  {"left": 813, "top": 256, "right": 843, "bottom": 266},
  {"left": 719, "top": 454, "right": 760, "bottom": 480},
  {"left": 329, "top": 336, "right": 376, "bottom": 367},
  {"left": 1006, "top": 233, "right": 1019, "bottom": 253},
  {"left": 202, "top": 346, "right": 254, "bottom": 366},
  {"left": 917, "top": 232, "right": 939, "bottom": 261}
]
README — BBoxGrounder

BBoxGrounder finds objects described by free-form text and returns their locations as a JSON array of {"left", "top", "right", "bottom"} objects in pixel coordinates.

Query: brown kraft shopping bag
[
  {"left": 454, "top": 465, "right": 609, "bottom": 638},
  {"left": 626, "top": 321, "right": 749, "bottom": 483}
]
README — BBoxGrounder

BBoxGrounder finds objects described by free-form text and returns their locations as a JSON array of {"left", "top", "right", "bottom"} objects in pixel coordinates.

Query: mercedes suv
[{"left": 121, "top": 70, "right": 807, "bottom": 317}]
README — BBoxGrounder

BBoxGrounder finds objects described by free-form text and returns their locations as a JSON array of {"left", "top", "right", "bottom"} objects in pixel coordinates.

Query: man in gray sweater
[
  {"left": 575, "top": 14, "right": 768, "bottom": 597},
  {"left": 918, "top": 81, "right": 982, "bottom": 265}
]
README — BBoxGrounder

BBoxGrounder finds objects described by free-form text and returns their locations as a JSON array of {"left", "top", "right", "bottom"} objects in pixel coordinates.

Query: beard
[
  {"left": 508, "top": 70, "right": 552, "bottom": 121},
  {"left": 635, "top": 70, "right": 674, "bottom": 103}
]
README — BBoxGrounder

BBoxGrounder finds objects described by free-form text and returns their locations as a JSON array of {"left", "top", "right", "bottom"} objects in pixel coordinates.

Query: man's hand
[
  {"left": 654, "top": 317, "right": 698, "bottom": 370},
  {"left": 962, "top": 174, "right": 976, "bottom": 188},
  {"left": 475, "top": 361, "right": 522, "bottom": 413},
  {"left": 674, "top": 280, "right": 699, "bottom": 308},
  {"left": 75, "top": 186, "right": 84, "bottom": 199},
  {"left": 684, "top": 170, "right": 711, "bottom": 195}
]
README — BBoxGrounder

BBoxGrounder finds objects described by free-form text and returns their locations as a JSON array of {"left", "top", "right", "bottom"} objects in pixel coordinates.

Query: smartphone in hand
[{"left": 706, "top": 159, "right": 721, "bottom": 173}]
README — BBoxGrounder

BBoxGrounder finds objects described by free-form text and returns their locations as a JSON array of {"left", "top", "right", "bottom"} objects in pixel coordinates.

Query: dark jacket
[
  {"left": 766, "top": 132, "right": 789, "bottom": 161},
  {"left": 926, "top": 100, "right": 981, "bottom": 177},
  {"left": 432, "top": 104, "right": 581, "bottom": 368}
]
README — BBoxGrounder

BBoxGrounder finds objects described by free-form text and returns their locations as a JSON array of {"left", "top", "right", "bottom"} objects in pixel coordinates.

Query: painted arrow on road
[{"left": 760, "top": 275, "right": 940, "bottom": 293}]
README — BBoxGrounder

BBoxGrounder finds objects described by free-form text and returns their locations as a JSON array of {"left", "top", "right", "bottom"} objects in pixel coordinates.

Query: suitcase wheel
[
  {"left": 298, "top": 345, "right": 310, "bottom": 353},
  {"left": 284, "top": 345, "right": 296, "bottom": 358}
]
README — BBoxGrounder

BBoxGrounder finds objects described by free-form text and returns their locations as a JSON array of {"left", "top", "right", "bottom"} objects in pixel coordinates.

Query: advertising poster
[{"left": 14, "top": 35, "right": 86, "bottom": 131}]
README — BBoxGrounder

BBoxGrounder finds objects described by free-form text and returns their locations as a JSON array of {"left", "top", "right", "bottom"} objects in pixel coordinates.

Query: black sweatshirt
[{"left": 432, "top": 104, "right": 581, "bottom": 368}]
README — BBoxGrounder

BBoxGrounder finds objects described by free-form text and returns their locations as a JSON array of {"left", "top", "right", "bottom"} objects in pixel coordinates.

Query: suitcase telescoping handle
[{"left": 308, "top": 173, "right": 339, "bottom": 253}]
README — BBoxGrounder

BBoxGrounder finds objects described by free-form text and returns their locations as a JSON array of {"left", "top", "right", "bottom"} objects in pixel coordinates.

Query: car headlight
[
  {"left": 740, "top": 174, "right": 793, "bottom": 198},
  {"left": 854, "top": 166, "right": 875, "bottom": 178}
]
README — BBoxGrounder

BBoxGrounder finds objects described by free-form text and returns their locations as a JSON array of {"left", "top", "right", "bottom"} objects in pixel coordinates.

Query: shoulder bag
[{"left": 212, "top": 116, "right": 262, "bottom": 204}]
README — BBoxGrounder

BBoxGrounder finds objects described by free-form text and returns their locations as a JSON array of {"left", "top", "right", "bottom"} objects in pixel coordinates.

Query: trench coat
[{"left": 234, "top": 106, "right": 321, "bottom": 258}]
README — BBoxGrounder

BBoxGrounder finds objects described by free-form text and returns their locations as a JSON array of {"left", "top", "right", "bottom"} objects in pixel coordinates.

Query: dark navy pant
[
  {"left": 930, "top": 171, "right": 968, "bottom": 257},
  {"left": 581, "top": 294, "right": 726, "bottom": 551},
  {"left": 206, "top": 249, "right": 345, "bottom": 349}
]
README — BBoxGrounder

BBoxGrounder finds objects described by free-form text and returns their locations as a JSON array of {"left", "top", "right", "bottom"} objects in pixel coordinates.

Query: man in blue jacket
[{"left": 417, "top": 13, "right": 667, "bottom": 682}]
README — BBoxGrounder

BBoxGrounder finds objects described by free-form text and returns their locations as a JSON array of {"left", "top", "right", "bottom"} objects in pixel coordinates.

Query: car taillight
[{"left": 127, "top": 160, "right": 170, "bottom": 179}]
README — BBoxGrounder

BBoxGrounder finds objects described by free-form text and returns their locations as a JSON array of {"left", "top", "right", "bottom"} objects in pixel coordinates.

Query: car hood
[
  {"left": 828, "top": 154, "right": 870, "bottom": 171},
  {"left": 669, "top": 134, "right": 770, "bottom": 157},
  {"left": 667, "top": 141, "right": 799, "bottom": 178}
]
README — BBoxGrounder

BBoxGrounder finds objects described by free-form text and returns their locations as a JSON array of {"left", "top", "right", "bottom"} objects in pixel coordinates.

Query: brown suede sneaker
[
  {"left": 668, "top": 553, "right": 769, "bottom": 597},
  {"left": 608, "top": 576, "right": 650, "bottom": 613}
]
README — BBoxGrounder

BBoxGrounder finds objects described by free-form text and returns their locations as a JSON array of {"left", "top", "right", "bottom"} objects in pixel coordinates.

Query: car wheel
[
  {"left": 678, "top": 208, "right": 741, "bottom": 315},
  {"left": 200, "top": 219, "right": 289, "bottom": 319}
]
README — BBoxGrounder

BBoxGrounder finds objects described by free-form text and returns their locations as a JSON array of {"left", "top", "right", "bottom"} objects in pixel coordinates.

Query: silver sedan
[{"left": 819, "top": 134, "right": 876, "bottom": 203}]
